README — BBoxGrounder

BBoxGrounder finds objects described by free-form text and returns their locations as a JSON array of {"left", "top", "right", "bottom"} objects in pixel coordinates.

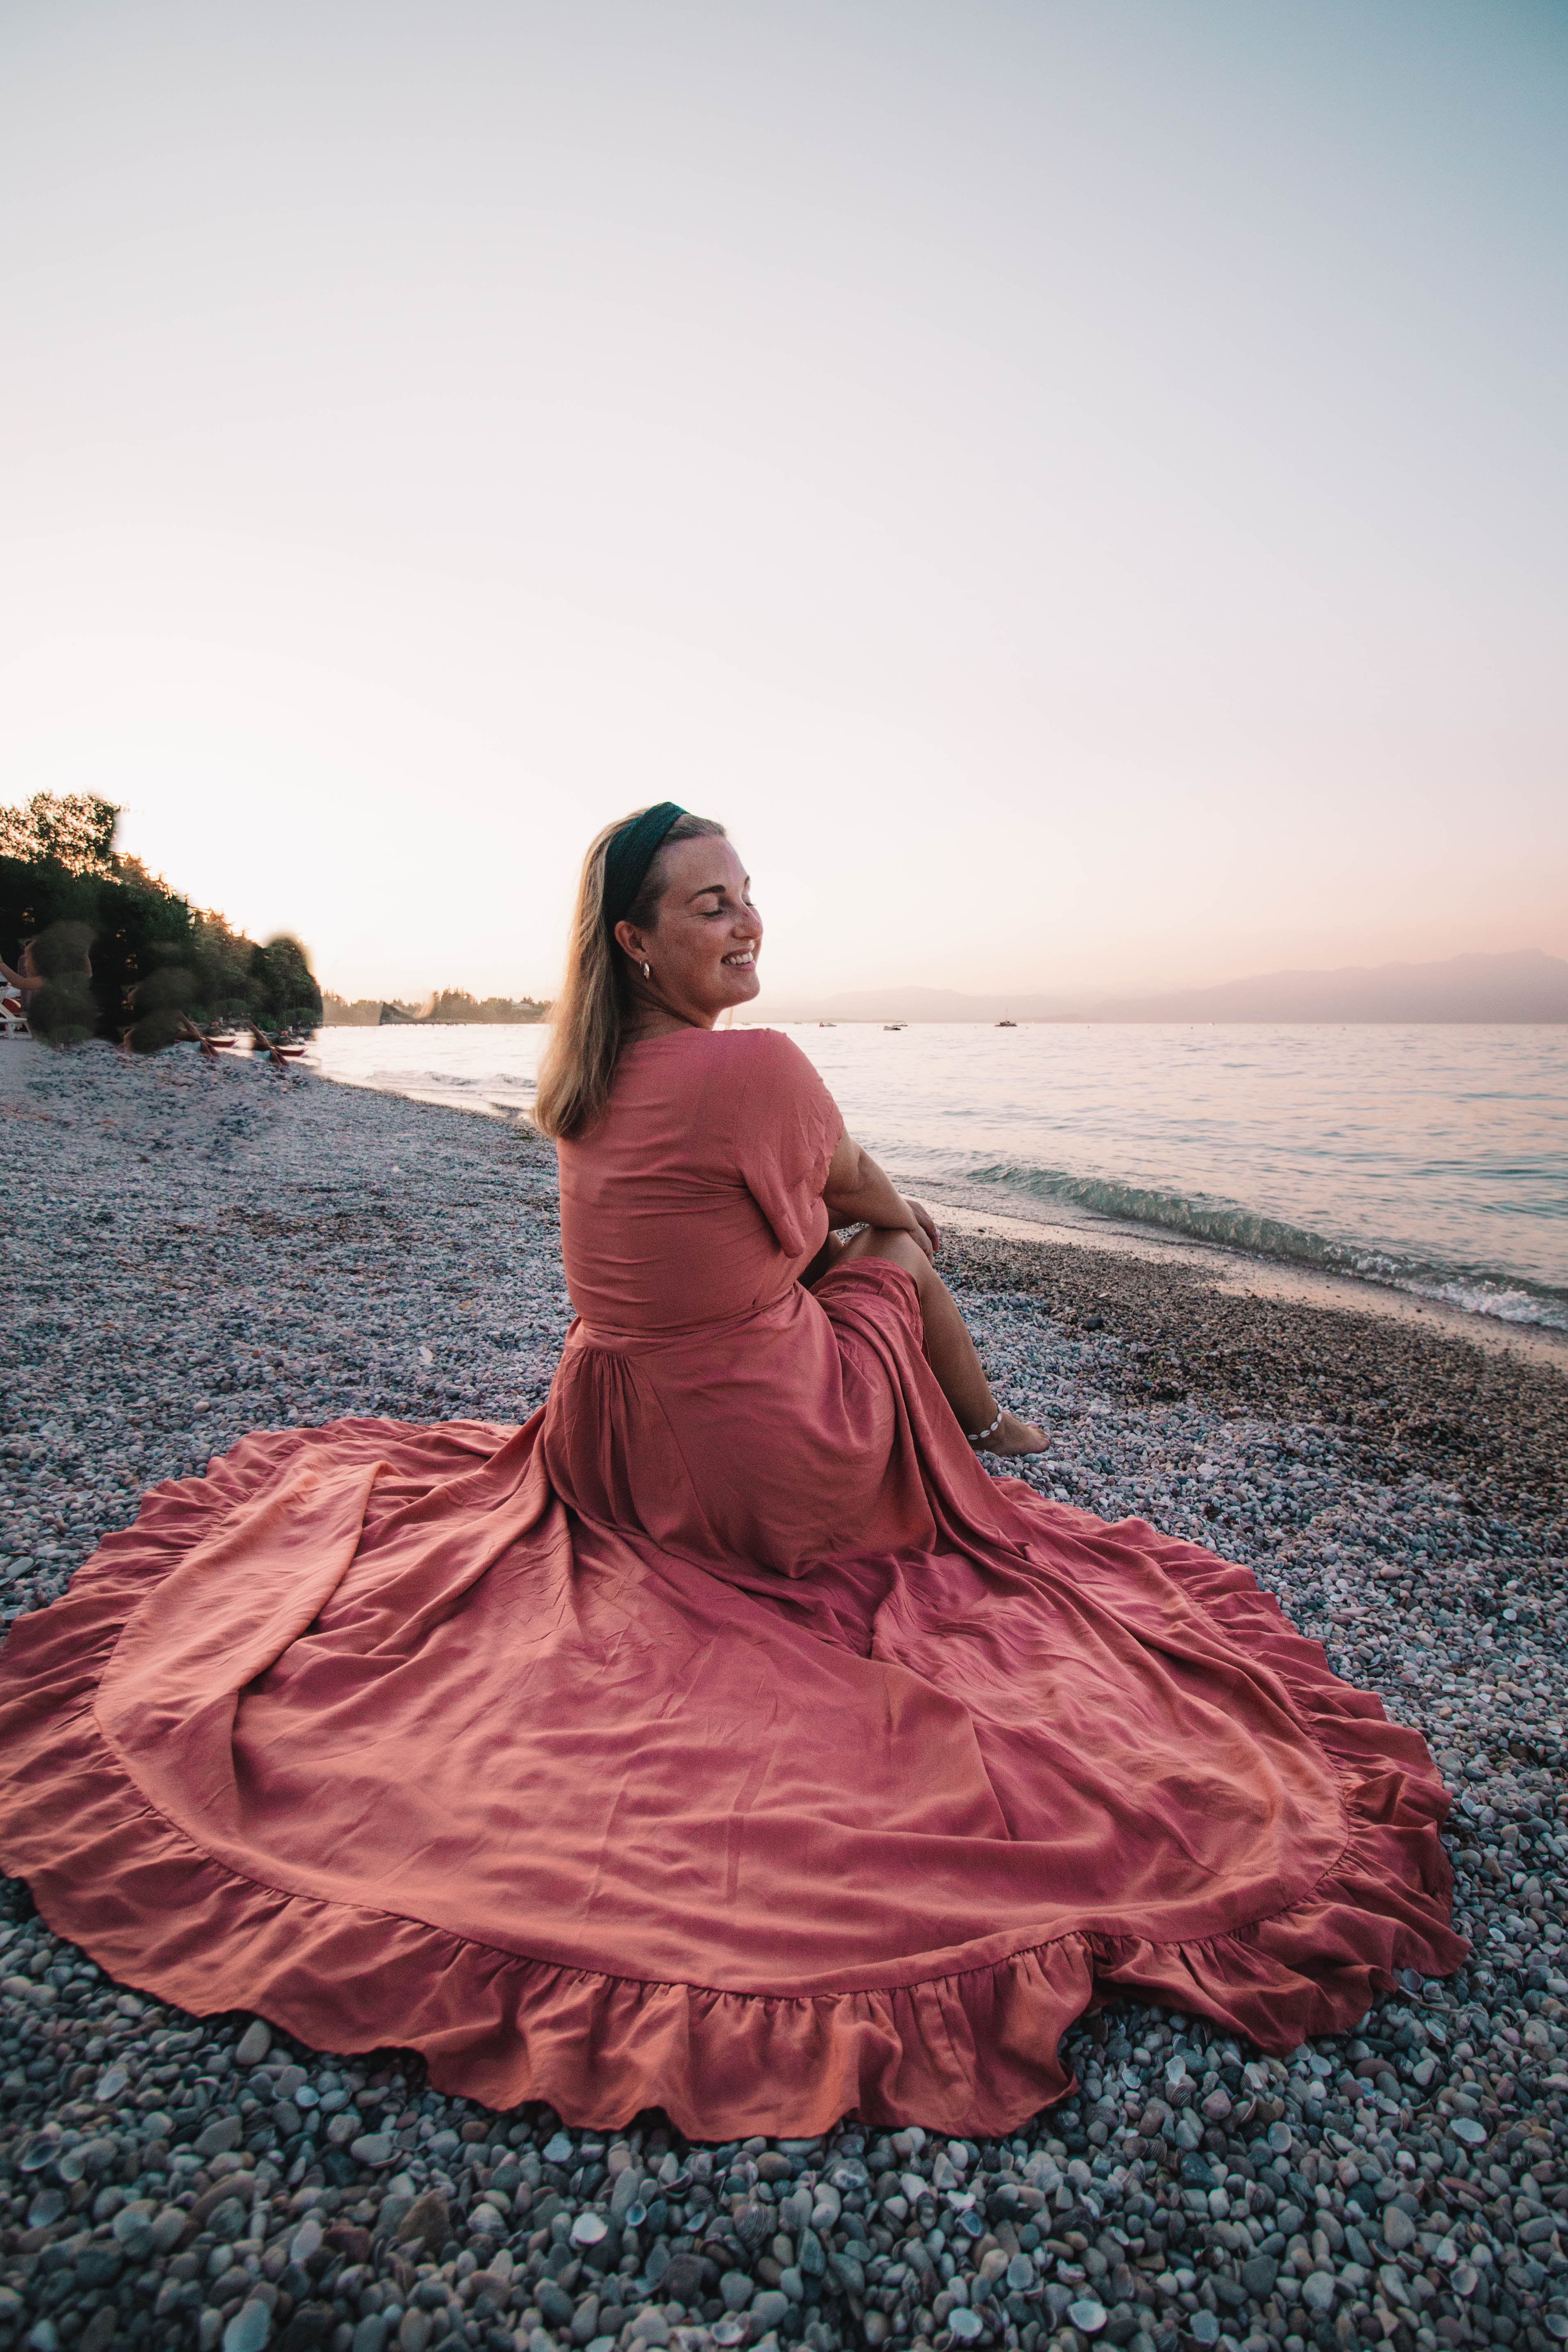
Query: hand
[{"left": 904, "top": 1197, "right": 940, "bottom": 1257}]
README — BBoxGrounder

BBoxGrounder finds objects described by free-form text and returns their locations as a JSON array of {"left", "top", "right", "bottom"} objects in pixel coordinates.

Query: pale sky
[{"left": 2, "top": 1, "right": 1563, "bottom": 1004}]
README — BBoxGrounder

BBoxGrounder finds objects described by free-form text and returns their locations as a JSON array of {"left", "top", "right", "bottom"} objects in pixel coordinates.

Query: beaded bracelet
[{"left": 966, "top": 1408, "right": 1004, "bottom": 1445}]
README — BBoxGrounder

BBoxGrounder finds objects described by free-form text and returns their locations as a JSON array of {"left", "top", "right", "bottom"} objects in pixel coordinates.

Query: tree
[
  {"left": 319, "top": 993, "right": 383, "bottom": 1026},
  {"left": 25, "top": 920, "right": 98, "bottom": 1048},
  {"left": 0, "top": 790, "right": 322, "bottom": 1049},
  {"left": 0, "top": 792, "right": 118, "bottom": 877},
  {"left": 246, "top": 935, "right": 323, "bottom": 1032}
]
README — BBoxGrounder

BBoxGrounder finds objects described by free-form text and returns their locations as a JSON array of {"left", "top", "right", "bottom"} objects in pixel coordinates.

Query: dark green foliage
[
  {"left": 0, "top": 851, "right": 192, "bottom": 1046},
  {"left": 91, "top": 868, "right": 202, "bottom": 1050},
  {"left": 120, "top": 947, "right": 196, "bottom": 1054},
  {"left": 191, "top": 917, "right": 256, "bottom": 1022},
  {"left": 247, "top": 935, "right": 323, "bottom": 1032},
  {"left": 28, "top": 918, "right": 96, "bottom": 979},
  {"left": 25, "top": 920, "right": 98, "bottom": 1046},
  {"left": 0, "top": 792, "right": 320, "bottom": 1050}
]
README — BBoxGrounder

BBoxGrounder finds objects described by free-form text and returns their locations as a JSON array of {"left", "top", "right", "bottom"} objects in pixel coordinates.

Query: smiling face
[{"left": 614, "top": 834, "right": 762, "bottom": 1029}]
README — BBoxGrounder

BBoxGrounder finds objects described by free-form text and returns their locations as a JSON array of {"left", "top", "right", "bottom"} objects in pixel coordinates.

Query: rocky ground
[{"left": 1, "top": 1043, "right": 1566, "bottom": 2352}]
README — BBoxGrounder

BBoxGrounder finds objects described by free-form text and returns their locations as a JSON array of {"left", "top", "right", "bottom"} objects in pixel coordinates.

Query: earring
[{"left": 641, "top": 962, "right": 651, "bottom": 980}]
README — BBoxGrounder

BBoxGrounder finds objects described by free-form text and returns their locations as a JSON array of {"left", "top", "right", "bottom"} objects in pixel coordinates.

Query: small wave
[
  {"left": 1409, "top": 1278, "right": 1564, "bottom": 1327},
  {"left": 944, "top": 1160, "right": 1568, "bottom": 1331}
]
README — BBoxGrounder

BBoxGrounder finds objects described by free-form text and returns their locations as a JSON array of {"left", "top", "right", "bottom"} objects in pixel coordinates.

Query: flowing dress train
[{"left": 0, "top": 1027, "right": 1463, "bottom": 2135}]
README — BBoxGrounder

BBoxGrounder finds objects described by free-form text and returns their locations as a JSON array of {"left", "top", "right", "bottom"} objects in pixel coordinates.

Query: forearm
[{"left": 822, "top": 1139, "right": 920, "bottom": 1236}]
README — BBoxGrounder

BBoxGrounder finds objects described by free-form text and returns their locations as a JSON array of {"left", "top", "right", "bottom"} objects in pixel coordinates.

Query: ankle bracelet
[{"left": 966, "top": 1408, "right": 1004, "bottom": 1445}]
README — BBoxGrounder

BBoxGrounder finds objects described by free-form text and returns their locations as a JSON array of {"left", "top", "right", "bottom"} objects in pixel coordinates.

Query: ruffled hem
[{"left": 0, "top": 1424, "right": 1465, "bottom": 2138}]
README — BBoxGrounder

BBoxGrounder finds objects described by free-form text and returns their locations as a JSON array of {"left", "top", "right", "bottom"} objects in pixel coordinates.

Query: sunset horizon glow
[{"left": 1, "top": 2, "right": 1563, "bottom": 1005}]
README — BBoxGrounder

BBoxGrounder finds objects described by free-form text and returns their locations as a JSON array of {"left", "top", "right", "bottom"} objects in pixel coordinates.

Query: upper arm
[{"left": 732, "top": 1032, "right": 844, "bottom": 1257}]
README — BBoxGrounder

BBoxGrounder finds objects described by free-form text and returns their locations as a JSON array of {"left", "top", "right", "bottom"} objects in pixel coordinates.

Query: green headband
[{"left": 602, "top": 802, "right": 687, "bottom": 932}]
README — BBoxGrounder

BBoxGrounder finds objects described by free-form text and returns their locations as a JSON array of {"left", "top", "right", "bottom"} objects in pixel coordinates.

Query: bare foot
[{"left": 975, "top": 1411, "right": 1050, "bottom": 1456}]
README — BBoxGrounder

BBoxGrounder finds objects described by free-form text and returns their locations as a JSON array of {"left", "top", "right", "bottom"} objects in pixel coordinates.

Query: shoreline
[
  {"left": 911, "top": 1200, "right": 1566, "bottom": 1568},
  {"left": 301, "top": 1035, "right": 1561, "bottom": 1364},
  {"left": 1, "top": 1043, "right": 1566, "bottom": 2352},
  {"left": 912, "top": 1196, "right": 1568, "bottom": 1374},
  {"left": 300, "top": 1033, "right": 1568, "bottom": 1354}
]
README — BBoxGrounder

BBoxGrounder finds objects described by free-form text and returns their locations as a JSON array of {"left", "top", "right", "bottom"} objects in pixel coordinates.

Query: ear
[{"left": 613, "top": 919, "right": 647, "bottom": 963}]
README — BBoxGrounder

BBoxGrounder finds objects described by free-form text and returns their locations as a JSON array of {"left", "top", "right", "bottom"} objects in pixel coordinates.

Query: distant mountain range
[{"left": 759, "top": 948, "right": 1568, "bottom": 1025}]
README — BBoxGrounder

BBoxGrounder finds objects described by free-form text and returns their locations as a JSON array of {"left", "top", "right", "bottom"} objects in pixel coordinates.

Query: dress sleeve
[{"left": 731, "top": 1032, "right": 845, "bottom": 1261}]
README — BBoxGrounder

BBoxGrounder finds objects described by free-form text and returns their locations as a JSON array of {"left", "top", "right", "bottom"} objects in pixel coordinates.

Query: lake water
[{"left": 307, "top": 1022, "right": 1568, "bottom": 1331}]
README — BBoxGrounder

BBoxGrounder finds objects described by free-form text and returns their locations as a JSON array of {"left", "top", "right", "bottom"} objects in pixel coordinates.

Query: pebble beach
[{"left": 2, "top": 1041, "right": 1566, "bottom": 2352}]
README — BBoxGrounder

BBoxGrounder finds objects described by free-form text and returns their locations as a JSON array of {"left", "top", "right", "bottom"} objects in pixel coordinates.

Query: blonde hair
[{"left": 534, "top": 807, "right": 726, "bottom": 1141}]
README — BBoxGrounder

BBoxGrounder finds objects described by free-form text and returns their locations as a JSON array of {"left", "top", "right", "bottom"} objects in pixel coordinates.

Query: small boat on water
[
  {"left": 883, "top": 1020, "right": 907, "bottom": 1032},
  {"left": 996, "top": 1016, "right": 1017, "bottom": 1027}
]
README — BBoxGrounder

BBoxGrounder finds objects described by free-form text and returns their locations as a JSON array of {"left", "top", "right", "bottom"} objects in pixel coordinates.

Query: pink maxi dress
[{"left": 0, "top": 1027, "right": 1463, "bottom": 2136}]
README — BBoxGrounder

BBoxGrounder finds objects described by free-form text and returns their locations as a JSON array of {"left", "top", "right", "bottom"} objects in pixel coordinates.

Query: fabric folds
[
  {"left": 0, "top": 1029, "right": 1465, "bottom": 2133},
  {"left": 0, "top": 1401, "right": 1463, "bottom": 2138}
]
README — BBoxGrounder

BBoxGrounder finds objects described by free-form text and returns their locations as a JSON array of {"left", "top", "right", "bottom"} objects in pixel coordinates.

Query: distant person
[
  {"left": 7, "top": 930, "right": 95, "bottom": 1047},
  {"left": 0, "top": 804, "right": 1464, "bottom": 2141},
  {"left": 0, "top": 940, "right": 41, "bottom": 1020}
]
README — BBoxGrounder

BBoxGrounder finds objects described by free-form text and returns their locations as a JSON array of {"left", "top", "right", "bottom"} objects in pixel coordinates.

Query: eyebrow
[{"left": 685, "top": 878, "right": 751, "bottom": 903}]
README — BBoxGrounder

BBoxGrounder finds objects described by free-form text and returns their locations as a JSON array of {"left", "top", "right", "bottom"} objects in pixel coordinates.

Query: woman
[
  {"left": 0, "top": 804, "right": 1462, "bottom": 2140},
  {"left": 536, "top": 804, "right": 1052, "bottom": 1599}
]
